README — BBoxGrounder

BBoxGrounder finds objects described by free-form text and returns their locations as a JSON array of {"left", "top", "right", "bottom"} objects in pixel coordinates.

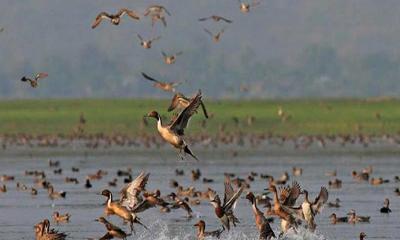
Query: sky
[{"left": 1, "top": 0, "right": 400, "bottom": 99}]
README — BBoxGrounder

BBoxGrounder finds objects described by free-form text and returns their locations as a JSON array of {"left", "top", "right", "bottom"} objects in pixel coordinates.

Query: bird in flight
[
  {"left": 142, "top": 72, "right": 183, "bottom": 93},
  {"left": 92, "top": 9, "right": 140, "bottom": 29},
  {"left": 162, "top": 51, "right": 183, "bottom": 65},
  {"left": 198, "top": 15, "right": 232, "bottom": 23},
  {"left": 21, "top": 73, "right": 48, "bottom": 88},
  {"left": 137, "top": 34, "right": 161, "bottom": 49},
  {"left": 204, "top": 28, "right": 227, "bottom": 43}
]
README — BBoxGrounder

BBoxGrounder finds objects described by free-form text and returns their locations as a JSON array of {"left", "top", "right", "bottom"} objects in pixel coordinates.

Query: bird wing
[
  {"left": 142, "top": 72, "right": 161, "bottom": 84},
  {"left": 137, "top": 34, "right": 144, "bottom": 42},
  {"left": 131, "top": 199, "right": 155, "bottom": 213},
  {"left": 200, "top": 100, "right": 209, "bottom": 118},
  {"left": 312, "top": 187, "right": 329, "bottom": 214},
  {"left": 219, "top": 16, "right": 233, "bottom": 23},
  {"left": 162, "top": 51, "right": 167, "bottom": 57},
  {"left": 160, "top": 17, "right": 167, "bottom": 27},
  {"left": 283, "top": 181, "right": 301, "bottom": 206},
  {"left": 118, "top": 8, "right": 140, "bottom": 20},
  {"left": 92, "top": 12, "right": 110, "bottom": 29},
  {"left": 198, "top": 17, "right": 210, "bottom": 21},
  {"left": 223, "top": 186, "right": 244, "bottom": 211},
  {"left": 120, "top": 172, "right": 149, "bottom": 203},
  {"left": 169, "top": 90, "right": 202, "bottom": 135},
  {"left": 99, "top": 232, "right": 114, "bottom": 240},
  {"left": 223, "top": 175, "right": 235, "bottom": 206},
  {"left": 35, "top": 72, "right": 48, "bottom": 81},
  {"left": 203, "top": 28, "right": 213, "bottom": 37},
  {"left": 151, "top": 36, "right": 161, "bottom": 42},
  {"left": 175, "top": 51, "right": 183, "bottom": 56},
  {"left": 161, "top": 6, "right": 171, "bottom": 16}
]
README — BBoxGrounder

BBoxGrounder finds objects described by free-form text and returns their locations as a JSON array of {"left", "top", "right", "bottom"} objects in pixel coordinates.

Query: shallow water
[{"left": 0, "top": 147, "right": 399, "bottom": 240}]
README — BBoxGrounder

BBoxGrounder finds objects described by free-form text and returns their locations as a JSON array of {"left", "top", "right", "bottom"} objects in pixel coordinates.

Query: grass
[{"left": 1, "top": 98, "right": 400, "bottom": 136}]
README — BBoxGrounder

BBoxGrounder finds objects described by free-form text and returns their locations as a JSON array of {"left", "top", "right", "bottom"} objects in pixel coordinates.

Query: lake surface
[{"left": 0, "top": 146, "right": 399, "bottom": 240}]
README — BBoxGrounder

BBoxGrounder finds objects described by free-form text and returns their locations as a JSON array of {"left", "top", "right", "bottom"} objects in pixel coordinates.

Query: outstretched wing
[
  {"left": 312, "top": 187, "right": 328, "bottom": 214},
  {"left": 223, "top": 175, "right": 235, "bottom": 206},
  {"left": 162, "top": 51, "right": 167, "bottom": 57},
  {"left": 142, "top": 72, "right": 161, "bottom": 84},
  {"left": 175, "top": 51, "right": 183, "bottom": 56},
  {"left": 120, "top": 171, "right": 150, "bottom": 203},
  {"left": 137, "top": 34, "right": 144, "bottom": 41},
  {"left": 200, "top": 101, "right": 209, "bottom": 118},
  {"left": 151, "top": 36, "right": 161, "bottom": 42},
  {"left": 169, "top": 90, "right": 202, "bottom": 135},
  {"left": 283, "top": 181, "right": 301, "bottom": 206},
  {"left": 118, "top": 8, "right": 140, "bottom": 20},
  {"left": 203, "top": 28, "right": 213, "bottom": 37},
  {"left": 92, "top": 12, "right": 111, "bottom": 29},
  {"left": 219, "top": 16, "right": 233, "bottom": 23},
  {"left": 198, "top": 17, "right": 210, "bottom": 22},
  {"left": 35, "top": 72, "right": 48, "bottom": 81},
  {"left": 161, "top": 6, "right": 171, "bottom": 16},
  {"left": 223, "top": 186, "right": 244, "bottom": 211}
]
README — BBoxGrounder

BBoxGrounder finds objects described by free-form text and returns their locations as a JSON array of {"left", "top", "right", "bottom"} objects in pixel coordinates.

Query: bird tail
[
  {"left": 21, "top": 77, "right": 27, "bottom": 82},
  {"left": 184, "top": 145, "right": 198, "bottom": 161}
]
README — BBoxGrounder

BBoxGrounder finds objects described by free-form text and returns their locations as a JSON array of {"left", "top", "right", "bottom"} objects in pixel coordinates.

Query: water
[{"left": 0, "top": 146, "right": 399, "bottom": 239}]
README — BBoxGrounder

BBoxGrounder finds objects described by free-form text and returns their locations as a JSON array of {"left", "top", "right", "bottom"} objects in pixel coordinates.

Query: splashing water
[{"left": 135, "top": 220, "right": 328, "bottom": 240}]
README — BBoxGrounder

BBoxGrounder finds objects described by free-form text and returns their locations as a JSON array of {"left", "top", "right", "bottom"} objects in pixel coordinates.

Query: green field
[{"left": 1, "top": 98, "right": 400, "bottom": 136}]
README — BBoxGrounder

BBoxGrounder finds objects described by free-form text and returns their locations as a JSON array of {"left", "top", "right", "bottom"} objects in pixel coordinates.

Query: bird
[
  {"left": 34, "top": 219, "right": 67, "bottom": 240},
  {"left": 52, "top": 211, "right": 70, "bottom": 224},
  {"left": 91, "top": 9, "right": 140, "bottom": 29},
  {"left": 47, "top": 185, "right": 66, "bottom": 200},
  {"left": 193, "top": 220, "right": 223, "bottom": 240},
  {"left": 238, "top": 0, "right": 260, "bottom": 13},
  {"left": 329, "top": 213, "right": 348, "bottom": 224},
  {"left": 145, "top": 90, "right": 203, "bottom": 160},
  {"left": 142, "top": 72, "right": 183, "bottom": 93},
  {"left": 162, "top": 51, "right": 183, "bottom": 65},
  {"left": 198, "top": 15, "right": 232, "bottom": 23},
  {"left": 95, "top": 217, "right": 131, "bottom": 240},
  {"left": 347, "top": 209, "right": 370, "bottom": 224},
  {"left": 380, "top": 198, "right": 391, "bottom": 213},
  {"left": 168, "top": 192, "right": 193, "bottom": 218},
  {"left": 328, "top": 198, "right": 341, "bottom": 208},
  {"left": 246, "top": 192, "right": 275, "bottom": 240},
  {"left": 167, "top": 92, "right": 209, "bottom": 118},
  {"left": 298, "top": 188, "right": 328, "bottom": 231},
  {"left": 204, "top": 28, "right": 226, "bottom": 43},
  {"left": 119, "top": 171, "right": 150, "bottom": 210},
  {"left": 21, "top": 73, "right": 48, "bottom": 88},
  {"left": 359, "top": 232, "right": 367, "bottom": 240},
  {"left": 144, "top": 5, "right": 170, "bottom": 27},
  {"left": 209, "top": 175, "right": 244, "bottom": 231},
  {"left": 137, "top": 34, "right": 161, "bottom": 49}
]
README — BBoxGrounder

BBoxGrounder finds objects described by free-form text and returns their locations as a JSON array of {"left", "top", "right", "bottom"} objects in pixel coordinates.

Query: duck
[
  {"left": 380, "top": 198, "right": 391, "bottom": 213},
  {"left": 198, "top": 15, "right": 232, "bottom": 23},
  {"left": 347, "top": 209, "right": 370, "bottom": 224},
  {"left": 352, "top": 171, "right": 369, "bottom": 181},
  {"left": 21, "top": 73, "right": 48, "bottom": 88},
  {"left": 325, "top": 170, "right": 337, "bottom": 177},
  {"left": 64, "top": 177, "right": 79, "bottom": 184},
  {"left": 162, "top": 51, "right": 183, "bottom": 65},
  {"left": 91, "top": 9, "right": 140, "bottom": 29},
  {"left": 84, "top": 178, "right": 92, "bottom": 189},
  {"left": 0, "top": 184, "right": 7, "bottom": 193},
  {"left": 370, "top": 177, "right": 389, "bottom": 185},
  {"left": 137, "top": 34, "right": 161, "bottom": 49},
  {"left": 292, "top": 167, "right": 303, "bottom": 177},
  {"left": 167, "top": 92, "right": 209, "bottom": 119},
  {"left": 168, "top": 192, "right": 193, "bottom": 218},
  {"left": 328, "top": 178, "right": 342, "bottom": 189},
  {"left": 329, "top": 213, "right": 348, "bottom": 224},
  {"left": 96, "top": 217, "right": 131, "bottom": 240},
  {"left": 108, "top": 178, "right": 118, "bottom": 187},
  {"left": 394, "top": 188, "right": 400, "bottom": 196},
  {"left": 34, "top": 219, "right": 67, "bottom": 240},
  {"left": 142, "top": 72, "right": 183, "bottom": 92},
  {"left": 52, "top": 211, "right": 70, "bottom": 223},
  {"left": 238, "top": 0, "right": 260, "bottom": 13},
  {"left": 100, "top": 189, "right": 147, "bottom": 233},
  {"left": 209, "top": 176, "right": 243, "bottom": 231},
  {"left": 268, "top": 184, "right": 298, "bottom": 232},
  {"left": 193, "top": 220, "right": 223, "bottom": 240},
  {"left": 1, "top": 174, "right": 15, "bottom": 181},
  {"left": 144, "top": 5, "right": 171, "bottom": 17},
  {"left": 47, "top": 185, "right": 66, "bottom": 199},
  {"left": 328, "top": 198, "right": 341, "bottom": 208},
  {"left": 298, "top": 187, "right": 329, "bottom": 231},
  {"left": 359, "top": 232, "right": 367, "bottom": 240},
  {"left": 203, "top": 27, "right": 226, "bottom": 43},
  {"left": 246, "top": 192, "right": 275, "bottom": 240},
  {"left": 145, "top": 90, "right": 203, "bottom": 160}
]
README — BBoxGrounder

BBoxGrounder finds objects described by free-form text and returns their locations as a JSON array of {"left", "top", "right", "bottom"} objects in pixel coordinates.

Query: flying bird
[
  {"left": 204, "top": 28, "right": 226, "bottom": 43},
  {"left": 137, "top": 34, "right": 161, "bottom": 49},
  {"left": 92, "top": 9, "right": 140, "bottom": 29},
  {"left": 198, "top": 15, "right": 232, "bottom": 23},
  {"left": 238, "top": 0, "right": 261, "bottom": 13},
  {"left": 144, "top": 5, "right": 170, "bottom": 27},
  {"left": 162, "top": 51, "right": 183, "bottom": 65},
  {"left": 145, "top": 90, "right": 203, "bottom": 160},
  {"left": 142, "top": 72, "right": 183, "bottom": 93},
  {"left": 21, "top": 72, "right": 48, "bottom": 88},
  {"left": 168, "top": 92, "right": 209, "bottom": 119}
]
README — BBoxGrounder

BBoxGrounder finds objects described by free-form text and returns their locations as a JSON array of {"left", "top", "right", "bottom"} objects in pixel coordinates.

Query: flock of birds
[
  {"left": 2, "top": 159, "right": 397, "bottom": 240},
  {"left": 0, "top": 2, "right": 397, "bottom": 240}
]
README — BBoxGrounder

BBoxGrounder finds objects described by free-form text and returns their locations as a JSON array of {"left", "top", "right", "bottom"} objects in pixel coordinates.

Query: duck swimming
[{"left": 380, "top": 198, "right": 391, "bottom": 213}]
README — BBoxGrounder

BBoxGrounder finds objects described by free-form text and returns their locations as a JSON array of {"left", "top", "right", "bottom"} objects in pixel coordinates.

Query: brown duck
[
  {"left": 193, "top": 220, "right": 223, "bottom": 240},
  {"left": 21, "top": 73, "right": 48, "bottom": 88},
  {"left": 92, "top": 9, "right": 140, "bottom": 29}
]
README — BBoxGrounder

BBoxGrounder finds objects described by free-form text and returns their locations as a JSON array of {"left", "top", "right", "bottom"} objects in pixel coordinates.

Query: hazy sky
[{"left": 1, "top": 1, "right": 400, "bottom": 99}]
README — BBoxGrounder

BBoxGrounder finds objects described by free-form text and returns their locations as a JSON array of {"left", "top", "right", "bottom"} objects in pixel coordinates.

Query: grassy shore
[{"left": 1, "top": 98, "right": 400, "bottom": 136}]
